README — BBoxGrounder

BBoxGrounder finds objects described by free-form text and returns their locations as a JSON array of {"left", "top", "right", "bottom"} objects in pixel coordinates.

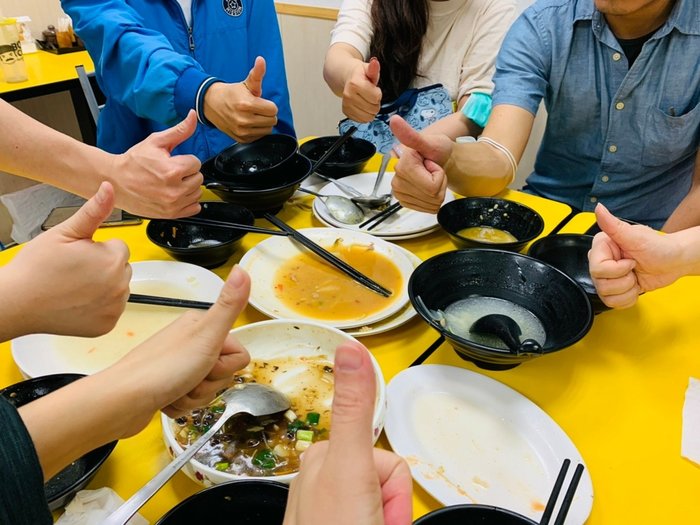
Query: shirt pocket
[{"left": 642, "top": 103, "right": 700, "bottom": 167}]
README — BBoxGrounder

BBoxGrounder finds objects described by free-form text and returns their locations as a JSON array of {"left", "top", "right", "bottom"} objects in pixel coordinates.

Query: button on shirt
[{"left": 492, "top": 0, "right": 700, "bottom": 229}]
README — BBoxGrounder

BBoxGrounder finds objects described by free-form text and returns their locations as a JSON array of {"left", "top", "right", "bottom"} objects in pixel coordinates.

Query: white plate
[
  {"left": 313, "top": 171, "right": 455, "bottom": 237},
  {"left": 345, "top": 247, "right": 420, "bottom": 337},
  {"left": 11, "top": 261, "right": 223, "bottom": 378},
  {"left": 385, "top": 365, "right": 593, "bottom": 524},
  {"left": 238, "top": 228, "right": 413, "bottom": 329}
]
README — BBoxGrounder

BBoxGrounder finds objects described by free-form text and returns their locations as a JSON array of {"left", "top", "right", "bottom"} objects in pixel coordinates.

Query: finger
[
  {"left": 593, "top": 271, "right": 638, "bottom": 297},
  {"left": 589, "top": 256, "right": 636, "bottom": 280},
  {"left": 58, "top": 181, "right": 116, "bottom": 240},
  {"left": 245, "top": 56, "right": 266, "bottom": 97},
  {"left": 588, "top": 232, "right": 621, "bottom": 268},
  {"left": 599, "top": 285, "right": 642, "bottom": 309},
  {"left": 150, "top": 110, "right": 198, "bottom": 153},
  {"left": 389, "top": 116, "right": 429, "bottom": 153},
  {"left": 205, "top": 334, "right": 251, "bottom": 382},
  {"left": 366, "top": 57, "right": 381, "bottom": 85},
  {"left": 202, "top": 266, "right": 251, "bottom": 341},
  {"left": 372, "top": 449, "right": 413, "bottom": 525},
  {"left": 167, "top": 153, "right": 202, "bottom": 181},
  {"left": 247, "top": 98, "right": 279, "bottom": 118}
]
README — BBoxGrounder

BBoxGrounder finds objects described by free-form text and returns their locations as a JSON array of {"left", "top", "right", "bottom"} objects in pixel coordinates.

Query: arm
[
  {"left": 0, "top": 101, "right": 202, "bottom": 218},
  {"left": 18, "top": 265, "right": 251, "bottom": 480},
  {"left": 661, "top": 149, "right": 700, "bottom": 232}
]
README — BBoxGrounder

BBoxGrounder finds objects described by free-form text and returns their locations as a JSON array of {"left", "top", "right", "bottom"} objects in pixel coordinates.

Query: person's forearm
[
  {"left": 323, "top": 43, "right": 364, "bottom": 98},
  {"left": 667, "top": 226, "right": 700, "bottom": 276},
  {"left": 423, "top": 112, "right": 472, "bottom": 140},
  {"left": 0, "top": 266, "right": 32, "bottom": 341},
  {"left": 443, "top": 141, "right": 512, "bottom": 196},
  {"left": 663, "top": 159, "right": 700, "bottom": 232}
]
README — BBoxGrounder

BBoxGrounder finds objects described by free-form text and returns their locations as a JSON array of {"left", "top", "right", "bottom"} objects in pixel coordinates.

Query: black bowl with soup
[
  {"left": 299, "top": 136, "right": 376, "bottom": 178},
  {"left": 146, "top": 202, "right": 254, "bottom": 269},
  {"left": 0, "top": 374, "right": 117, "bottom": 510},
  {"left": 437, "top": 197, "right": 545, "bottom": 252},
  {"left": 408, "top": 249, "right": 593, "bottom": 370}
]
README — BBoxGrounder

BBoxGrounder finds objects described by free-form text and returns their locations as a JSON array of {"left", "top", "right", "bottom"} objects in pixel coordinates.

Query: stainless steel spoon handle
[
  {"left": 313, "top": 172, "right": 364, "bottom": 197},
  {"left": 370, "top": 153, "right": 392, "bottom": 197},
  {"left": 103, "top": 412, "right": 231, "bottom": 525}
]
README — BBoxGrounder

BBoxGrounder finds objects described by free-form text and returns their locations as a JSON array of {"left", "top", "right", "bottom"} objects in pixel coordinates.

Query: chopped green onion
[
  {"left": 306, "top": 412, "right": 320, "bottom": 426},
  {"left": 288, "top": 420, "right": 305, "bottom": 431},
  {"left": 215, "top": 461, "right": 230, "bottom": 471},
  {"left": 252, "top": 449, "right": 277, "bottom": 469},
  {"left": 296, "top": 429, "right": 314, "bottom": 442},
  {"left": 211, "top": 405, "right": 225, "bottom": 413}
]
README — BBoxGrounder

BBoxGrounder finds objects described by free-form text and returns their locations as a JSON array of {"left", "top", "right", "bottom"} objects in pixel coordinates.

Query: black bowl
[
  {"left": 299, "top": 136, "right": 376, "bottom": 178},
  {"left": 414, "top": 504, "right": 537, "bottom": 525},
  {"left": 437, "top": 197, "right": 545, "bottom": 252},
  {"left": 408, "top": 249, "right": 593, "bottom": 370},
  {"left": 528, "top": 234, "right": 611, "bottom": 314},
  {"left": 213, "top": 134, "right": 298, "bottom": 179},
  {"left": 147, "top": 202, "right": 254, "bottom": 268},
  {"left": 205, "top": 153, "right": 312, "bottom": 216},
  {"left": 0, "top": 373, "right": 117, "bottom": 511},
  {"left": 156, "top": 480, "right": 289, "bottom": 525}
]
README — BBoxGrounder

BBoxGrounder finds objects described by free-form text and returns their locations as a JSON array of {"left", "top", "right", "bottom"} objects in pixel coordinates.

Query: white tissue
[
  {"left": 681, "top": 377, "right": 700, "bottom": 466},
  {"left": 54, "top": 487, "right": 149, "bottom": 525}
]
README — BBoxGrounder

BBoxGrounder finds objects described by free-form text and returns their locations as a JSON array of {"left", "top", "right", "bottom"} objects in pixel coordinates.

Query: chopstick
[
  {"left": 173, "top": 217, "right": 289, "bottom": 236},
  {"left": 310, "top": 125, "right": 357, "bottom": 173},
  {"left": 263, "top": 213, "right": 392, "bottom": 298},
  {"left": 359, "top": 201, "right": 403, "bottom": 231},
  {"left": 540, "top": 459, "right": 585, "bottom": 525},
  {"left": 552, "top": 463, "right": 585, "bottom": 525},
  {"left": 128, "top": 294, "right": 213, "bottom": 309}
]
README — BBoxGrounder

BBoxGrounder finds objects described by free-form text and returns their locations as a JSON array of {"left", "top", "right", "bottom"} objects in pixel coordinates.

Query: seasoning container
[
  {"left": 0, "top": 18, "right": 28, "bottom": 83},
  {"left": 56, "top": 15, "right": 74, "bottom": 48}
]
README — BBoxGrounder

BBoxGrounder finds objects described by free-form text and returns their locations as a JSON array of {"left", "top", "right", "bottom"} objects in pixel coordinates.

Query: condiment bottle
[{"left": 0, "top": 18, "right": 28, "bottom": 83}]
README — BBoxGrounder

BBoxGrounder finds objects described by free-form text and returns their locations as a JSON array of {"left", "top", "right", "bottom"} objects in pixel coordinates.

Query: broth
[
  {"left": 457, "top": 226, "right": 517, "bottom": 244},
  {"left": 273, "top": 240, "right": 401, "bottom": 321}
]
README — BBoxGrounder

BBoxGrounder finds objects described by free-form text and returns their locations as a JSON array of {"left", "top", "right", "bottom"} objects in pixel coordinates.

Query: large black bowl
[
  {"left": 147, "top": 202, "right": 254, "bottom": 268},
  {"left": 438, "top": 197, "right": 545, "bottom": 252},
  {"left": 0, "top": 373, "right": 117, "bottom": 511},
  {"left": 528, "top": 234, "right": 611, "bottom": 314},
  {"left": 213, "top": 134, "right": 298, "bottom": 179},
  {"left": 205, "top": 153, "right": 312, "bottom": 216},
  {"left": 414, "top": 504, "right": 537, "bottom": 525},
  {"left": 299, "top": 136, "right": 376, "bottom": 178},
  {"left": 156, "top": 480, "right": 289, "bottom": 524},
  {"left": 408, "top": 249, "right": 593, "bottom": 370}
]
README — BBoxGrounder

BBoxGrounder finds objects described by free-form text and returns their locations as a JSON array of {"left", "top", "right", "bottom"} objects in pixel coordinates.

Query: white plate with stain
[
  {"left": 384, "top": 365, "right": 593, "bottom": 524},
  {"left": 11, "top": 261, "right": 223, "bottom": 378}
]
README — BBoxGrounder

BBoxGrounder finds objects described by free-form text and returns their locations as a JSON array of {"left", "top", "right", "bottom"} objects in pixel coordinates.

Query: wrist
[{"left": 197, "top": 77, "right": 222, "bottom": 127}]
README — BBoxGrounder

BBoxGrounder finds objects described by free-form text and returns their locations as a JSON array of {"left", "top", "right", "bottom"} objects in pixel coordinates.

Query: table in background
[
  {"left": 0, "top": 157, "right": 698, "bottom": 522},
  {"left": 0, "top": 51, "right": 96, "bottom": 145}
]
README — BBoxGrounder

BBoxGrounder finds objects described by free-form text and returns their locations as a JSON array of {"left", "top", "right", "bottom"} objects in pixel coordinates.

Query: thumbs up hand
[
  {"left": 203, "top": 56, "right": 279, "bottom": 143},
  {"left": 0, "top": 182, "right": 132, "bottom": 340},
  {"left": 341, "top": 57, "right": 383, "bottom": 123}
]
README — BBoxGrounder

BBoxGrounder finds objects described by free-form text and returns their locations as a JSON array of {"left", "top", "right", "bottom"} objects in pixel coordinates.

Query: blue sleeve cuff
[
  {"left": 173, "top": 66, "right": 213, "bottom": 121},
  {"left": 461, "top": 92, "right": 493, "bottom": 128}
]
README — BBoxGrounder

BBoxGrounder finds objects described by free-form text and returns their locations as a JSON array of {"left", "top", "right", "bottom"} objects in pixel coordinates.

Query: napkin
[
  {"left": 681, "top": 377, "right": 700, "bottom": 466},
  {"left": 54, "top": 487, "right": 149, "bottom": 525}
]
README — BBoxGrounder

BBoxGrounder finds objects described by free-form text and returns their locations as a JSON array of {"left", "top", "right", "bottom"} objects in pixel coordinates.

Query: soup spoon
[
  {"left": 470, "top": 314, "right": 543, "bottom": 355},
  {"left": 297, "top": 187, "right": 365, "bottom": 225},
  {"left": 350, "top": 152, "right": 393, "bottom": 209},
  {"left": 103, "top": 383, "right": 290, "bottom": 525}
]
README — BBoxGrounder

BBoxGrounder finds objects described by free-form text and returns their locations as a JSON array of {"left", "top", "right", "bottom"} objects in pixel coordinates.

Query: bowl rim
[
  {"left": 299, "top": 135, "right": 377, "bottom": 165},
  {"left": 527, "top": 233, "right": 598, "bottom": 295},
  {"left": 205, "top": 154, "right": 312, "bottom": 194},
  {"left": 213, "top": 133, "right": 298, "bottom": 176},
  {"left": 414, "top": 503, "right": 538, "bottom": 524}
]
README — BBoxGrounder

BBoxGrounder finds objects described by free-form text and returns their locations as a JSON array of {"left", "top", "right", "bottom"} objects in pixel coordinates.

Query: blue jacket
[{"left": 63, "top": 0, "right": 295, "bottom": 161}]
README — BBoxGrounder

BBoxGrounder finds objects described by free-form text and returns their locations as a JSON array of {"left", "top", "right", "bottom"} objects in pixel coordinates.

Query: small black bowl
[
  {"left": 438, "top": 197, "right": 545, "bottom": 252},
  {"left": 0, "top": 373, "right": 117, "bottom": 511},
  {"left": 156, "top": 480, "right": 289, "bottom": 525},
  {"left": 414, "top": 504, "right": 537, "bottom": 525},
  {"left": 528, "top": 234, "right": 611, "bottom": 315},
  {"left": 299, "top": 136, "right": 376, "bottom": 178},
  {"left": 205, "top": 153, "right": 312, "bottom": 216},
  {"left": 408, "top": 249, "right": 593, "bottom": 370},
  {"left": 147, "top": 202, "right": 254, "bottom": 268},
  {"left": 213, "top": 134, "right": 298, "bottom": 179}
]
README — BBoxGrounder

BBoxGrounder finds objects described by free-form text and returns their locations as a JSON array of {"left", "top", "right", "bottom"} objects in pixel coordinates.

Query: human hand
[
  {"left": 112, "top": 110, "right": 203, "bottom": 218},
  {"left": 341, "top": 57, "right": 382, "bottom": 123},
  {"left": 589, "top": 204, "right": 684, "bottom": 308},
  {"left": 389, "top": 115, "right": 453, "bottom": 213},
  {"left": 203, "top": 56, "right": 279, "bottom": 143},
  {"left": 2, "top": 182, "right": 131, "bottom": 339},
  {"left": 283, "top": 341, "right": 413, "bottom": 525}
]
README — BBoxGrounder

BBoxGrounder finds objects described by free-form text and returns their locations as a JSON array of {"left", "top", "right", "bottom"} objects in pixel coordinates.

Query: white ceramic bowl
[{"left": 161, "top": 319, "right": 387, "bottom": 486}]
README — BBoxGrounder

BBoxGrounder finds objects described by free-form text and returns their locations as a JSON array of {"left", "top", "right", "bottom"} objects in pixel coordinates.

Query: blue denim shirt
[{"left": 492, "top": 0, "right": 700, "bottom": 228}]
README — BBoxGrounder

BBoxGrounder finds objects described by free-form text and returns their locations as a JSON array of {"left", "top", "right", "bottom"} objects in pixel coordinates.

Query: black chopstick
[
  {"left": 409, "top": 335, "right": 445, "bottom": 367},
  {"left": 311, "top": 125, "right": 357, "bottom": 172},
  {"left": 540, "top": 459, "right": 571, "bottom": 525},
  {"left": 128, "top": 294, "right": 213, "bottom": 309},
  {"left": 263, "top": 213, "right": 392, "bottom": 298},
  {"left": 359, "top": 202, "right": 403, "bottom": 230},
  {"left": 173, "top": 217, "right": 289, "bottom": 236},
  {"left": 552, "top": 463, "right": 585, "bottom": 525}
]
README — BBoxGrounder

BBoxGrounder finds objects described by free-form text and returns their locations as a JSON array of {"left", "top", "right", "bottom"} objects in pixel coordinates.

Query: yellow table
[
  {"left": 0, "top": 50, "right": 96, "bottom": 144},
  {"left": 0, "top": 169, "right": 698, "bottom": 523}
]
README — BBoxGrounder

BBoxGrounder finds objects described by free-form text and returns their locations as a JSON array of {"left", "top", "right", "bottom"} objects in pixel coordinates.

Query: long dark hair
[{"left": 369, "top": 0, "right": 430, "bottom": 102}]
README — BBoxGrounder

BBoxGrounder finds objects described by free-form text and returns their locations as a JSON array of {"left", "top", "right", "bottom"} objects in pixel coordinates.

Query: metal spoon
[
  {"left": 103, "top": 383, "right": 290, "bottom": 525},
  {"left": 297, "top": 187, "right": 365, "bottom": 224},
  {"left": 470, "top": 314, "right": 543, "bottom": 355},
  {"left": 350, "top": 152, "right": 393, "bottom": 209}
]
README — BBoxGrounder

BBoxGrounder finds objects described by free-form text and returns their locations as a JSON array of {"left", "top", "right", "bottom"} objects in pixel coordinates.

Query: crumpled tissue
[
  {"left": 54, "top": 487, "right": 149, "bottom": 525},
  {"left": 681, "top": 377, "right": 700, "bottom": 466}
]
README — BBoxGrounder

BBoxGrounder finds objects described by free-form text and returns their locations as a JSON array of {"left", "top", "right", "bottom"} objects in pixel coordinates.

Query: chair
[{"left": 75, "top": 64, "right": 104, "bottom": 126}]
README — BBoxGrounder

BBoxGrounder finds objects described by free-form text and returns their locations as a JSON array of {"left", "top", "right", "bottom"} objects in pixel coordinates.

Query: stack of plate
[
  {"left": 311, "top": 172, "right": 455, "bottom": 240},
  {"left": 238, "top": 228, "right": 419, "bottom": 337}
]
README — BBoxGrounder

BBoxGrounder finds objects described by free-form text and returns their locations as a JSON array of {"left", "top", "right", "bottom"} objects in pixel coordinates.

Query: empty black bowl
[
  {"left": 213, "top": 134, "right": 298, "bottom": 179},
  {"left": 408, "top": 249, "right": 593, "bottom": 370},
  {"left": 438, "top": 197, "right": 545, "bottom": 252},
  {"left": 156, "top": 480, "right": 289, "bottom": 524},
  {"left": 414, "top": 504, "right": 537, "bottom": 525},
  {"left": 528, "top": 234, "right": 611, "bottom": 315},
  {"left": 147, "top": 202, "right": 255, "bottom": 268},
  {"left": 205, "top": 153, "right": 312, "bottom": 216},
  {"left": 299, "top": 136, "right": 376, "bottom": 178},
  {"left": 0, "top": 373, "right": 117, "bottom": 511}
]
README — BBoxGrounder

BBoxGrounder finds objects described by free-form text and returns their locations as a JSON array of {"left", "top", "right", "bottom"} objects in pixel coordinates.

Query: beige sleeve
[
  {"left": 457, "top": 0, "right": 519, "bottom": 101},
  {"left": 329, "top": 0, "right": 374, "bottom": 59}
]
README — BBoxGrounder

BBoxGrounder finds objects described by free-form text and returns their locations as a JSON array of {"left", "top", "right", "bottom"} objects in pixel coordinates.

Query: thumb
[
  {"left": 595, "top": 203, "right": 638, "bottom": 249},
  {"left": 58, "top": 181, "right": 115, "bottom": 240},
  {"left": 244, "top": 56, "right": 266, "bottom": 97},
  {"left": 390, "top": 115, "right": 432, "bottom": 156},
  {"left": 366, "top": 57, "right": 380, "bottom": 85},
  {"left": 201, "top": 265, "right": 251, "bottom": 338},
  {"left": 150, "top": 110, "right": 198, "bottom": 153}
]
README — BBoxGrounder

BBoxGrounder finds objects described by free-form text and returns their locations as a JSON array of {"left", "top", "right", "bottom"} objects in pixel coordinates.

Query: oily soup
[
  {"left": 457, "top": 226, "right": 518, "bottom": 244},
  {"left": 173, "top": 356, "right": 334, "bottom": 476},
  {"left": 273, "top": 240, "right": 402, "bottom": 321}
]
